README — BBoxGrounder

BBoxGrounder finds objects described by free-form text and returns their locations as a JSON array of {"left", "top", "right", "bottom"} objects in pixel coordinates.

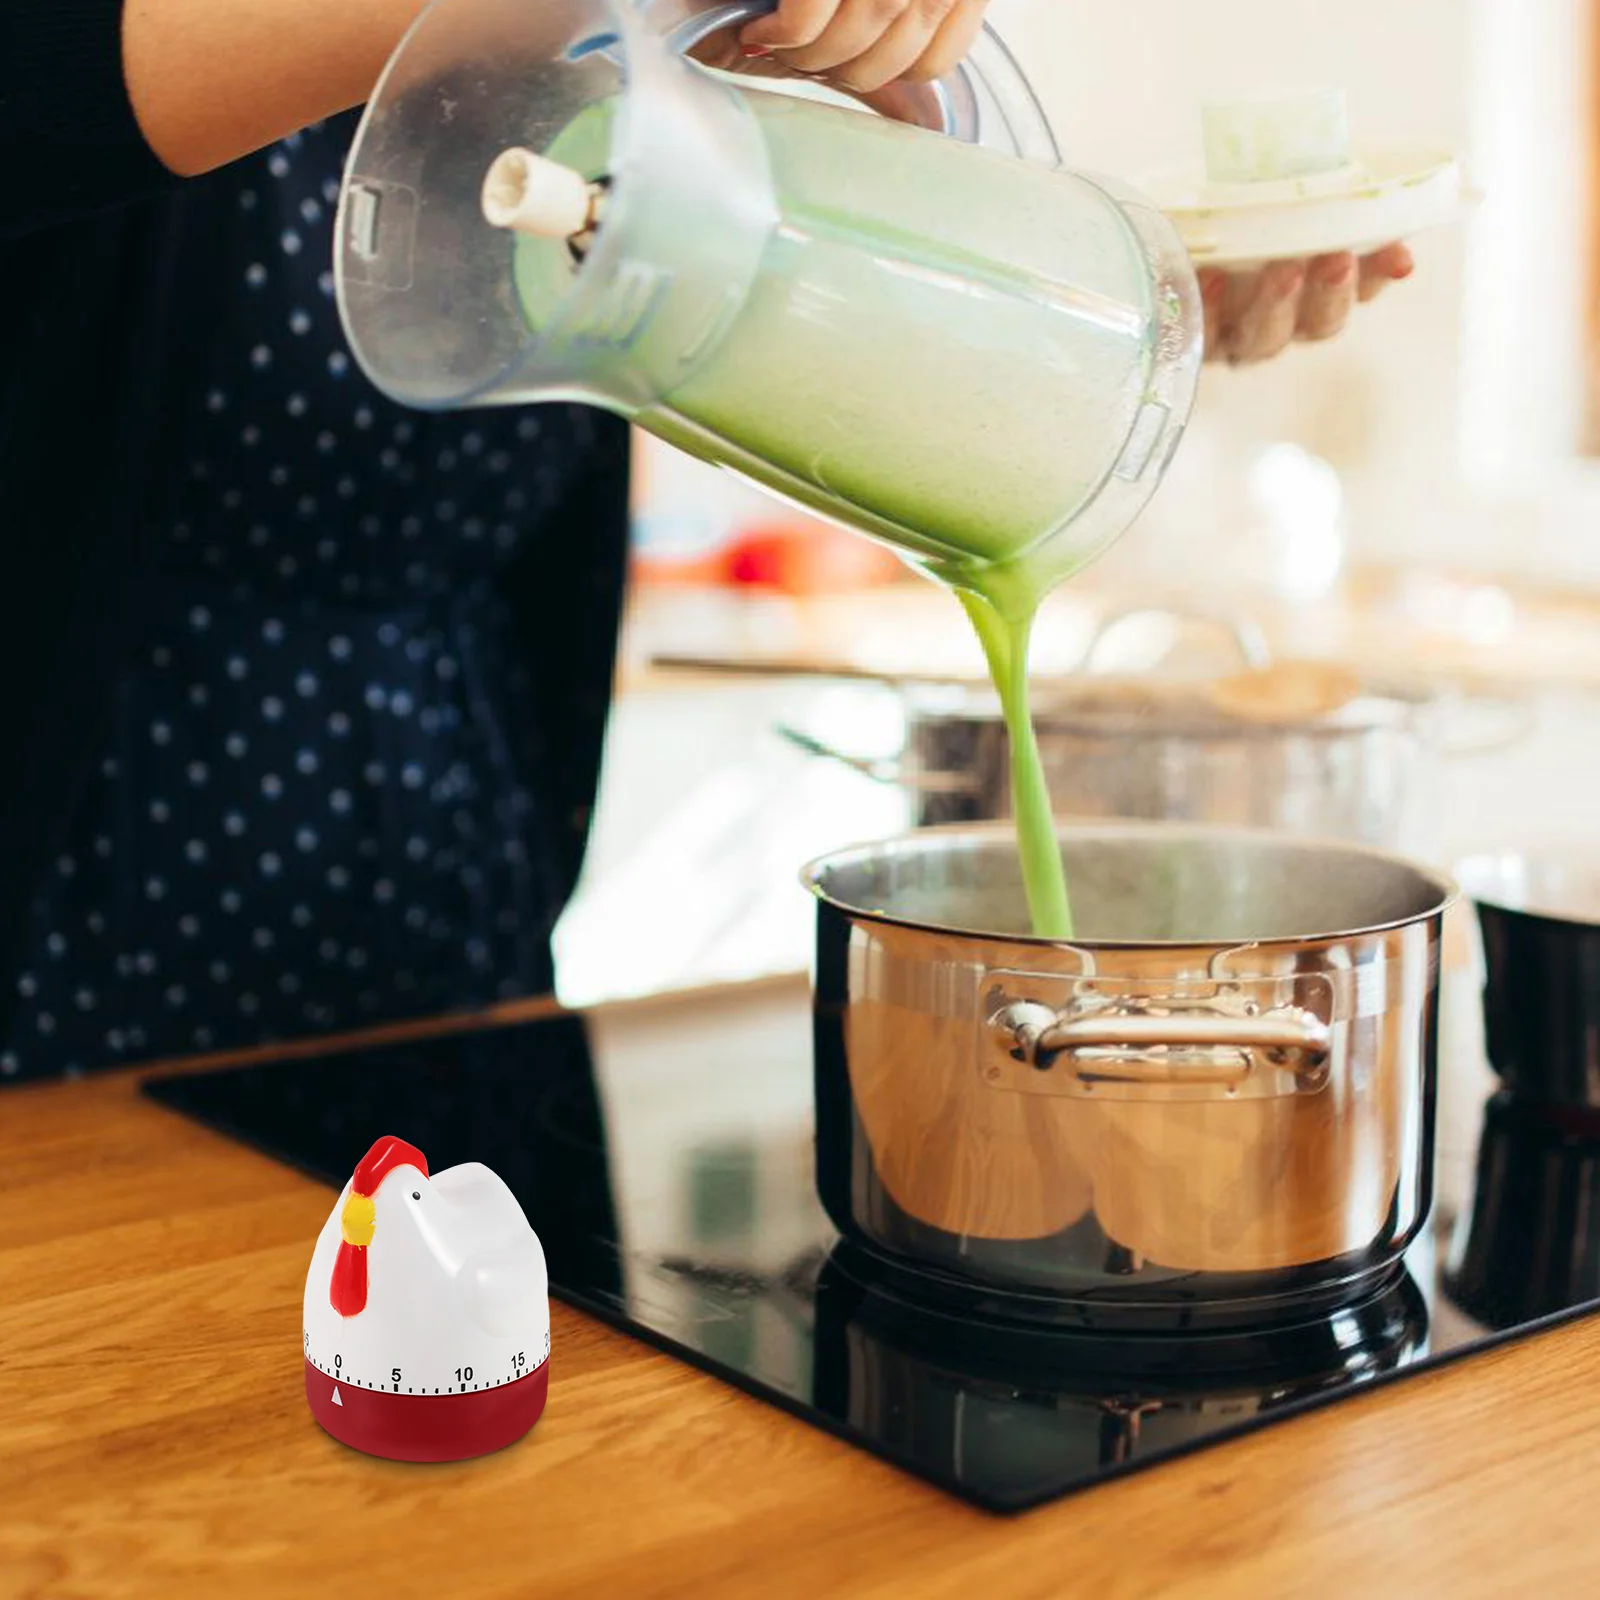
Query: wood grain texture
[{"left": 5, "top": 1007, "right": 1600, "bottom": 1599}]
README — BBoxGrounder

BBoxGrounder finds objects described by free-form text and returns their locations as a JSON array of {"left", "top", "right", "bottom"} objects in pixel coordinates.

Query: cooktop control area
[{"left": 144, "top": 985, "right": 1600, "bottom": 1512}]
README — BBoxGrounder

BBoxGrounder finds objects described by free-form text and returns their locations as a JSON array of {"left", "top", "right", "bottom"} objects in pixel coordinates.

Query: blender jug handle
[{"left": 658, "top": 0, "right": 1061, "bottom": 162}]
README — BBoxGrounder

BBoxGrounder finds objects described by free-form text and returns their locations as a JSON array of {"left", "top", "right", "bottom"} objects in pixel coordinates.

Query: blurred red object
[
  {"left": 724, "top": 521, "right": 905, "bottom": 593},
  {"left": 634, "top": 520, "right": 905, "bottom": 595}
]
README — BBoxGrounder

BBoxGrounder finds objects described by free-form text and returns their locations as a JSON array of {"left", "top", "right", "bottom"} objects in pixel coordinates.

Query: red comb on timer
[{"left": 303, "top": 1136, "right": 551, "bottom": 1462}]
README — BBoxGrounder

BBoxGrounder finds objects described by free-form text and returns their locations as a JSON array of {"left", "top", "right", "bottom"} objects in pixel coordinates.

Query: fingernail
[
  {"left": 1201, "top": 275, "right": 1226, "bottom": 305},
  {"left": 1275, "top": 270, "right": 1304, "bottom": 301},
  {"left": 1392, "top": 257, "right": 1414, "bottom": 281},
  {"left": 1314, "top": 256, "right": 1356, "bottom": 287},
  {"left": 741, "top": 44, "right": 771, "bottom": 57}
]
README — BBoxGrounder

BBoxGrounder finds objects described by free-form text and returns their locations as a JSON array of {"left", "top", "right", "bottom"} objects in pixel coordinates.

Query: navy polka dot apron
[{"left": 2, "top": 115, "right": 625, "bottom": 1080}]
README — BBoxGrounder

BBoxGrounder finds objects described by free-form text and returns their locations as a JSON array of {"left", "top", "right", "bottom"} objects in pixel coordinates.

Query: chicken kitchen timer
[{"left": 303, "top": 1136, "right": 552, "bottom": 1462}]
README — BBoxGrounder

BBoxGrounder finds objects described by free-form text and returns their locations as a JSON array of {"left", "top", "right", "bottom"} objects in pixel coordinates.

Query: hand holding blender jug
[
  {"left": 336, "top": 0, "right": 1201, "bottom": 618},
  {"left": 335, "top": 0, "right": 1204, "bottom": 936}
]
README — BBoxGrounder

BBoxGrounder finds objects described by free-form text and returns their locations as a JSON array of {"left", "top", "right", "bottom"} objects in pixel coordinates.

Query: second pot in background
[{"left": 778, "top": 611, "right": 1528, "bottom": 851}]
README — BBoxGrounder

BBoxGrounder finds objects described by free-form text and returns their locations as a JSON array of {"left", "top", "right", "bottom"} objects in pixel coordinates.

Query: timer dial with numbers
[{"left": 303, "top": 1135, "right": 551, "bottom": 1461}]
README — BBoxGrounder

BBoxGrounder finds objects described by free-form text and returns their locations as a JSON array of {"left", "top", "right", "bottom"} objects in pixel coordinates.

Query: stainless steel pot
[
  {"left": 805, "top": 823, "right": 1455, "bottom": 1325},
  {"left": 770, "top": 612, "right": 1529, "bottom": 849},
  {"left": 877, "top": 672, "right": 1431, "bottom": 843},
  {"left": 1457, "top": 855, "right": 1600, "bottom": 1108}
]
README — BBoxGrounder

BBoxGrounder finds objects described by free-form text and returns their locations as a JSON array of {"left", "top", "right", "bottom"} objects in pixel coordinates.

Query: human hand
[
  {"left": 694, "top": 0, "right": 988, "bottom": 95},
  {"left": 1200, "top": 242, "right": 1414, "bottom": 365}
]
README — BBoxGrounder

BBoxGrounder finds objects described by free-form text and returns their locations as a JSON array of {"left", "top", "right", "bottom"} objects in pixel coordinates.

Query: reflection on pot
[
  {"left": 809, "top": 823, "right": 1451, "bottom": 1325},
  {"left": 1445, "top": 1090, "right": 1600, "bottom": 1328},
  {"left": 810, "top": 1241, "right": 1429, "bottom": 1511}
]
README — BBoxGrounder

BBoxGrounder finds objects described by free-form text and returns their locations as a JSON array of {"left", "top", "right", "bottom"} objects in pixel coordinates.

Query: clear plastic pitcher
[{"left": 336, "top": 0, "right": 1202, "bottom": 615}]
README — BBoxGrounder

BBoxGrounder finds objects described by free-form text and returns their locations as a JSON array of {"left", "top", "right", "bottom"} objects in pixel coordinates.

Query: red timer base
[{"left": 305, "top": 1358, "right": 550, "bottom": 1462}]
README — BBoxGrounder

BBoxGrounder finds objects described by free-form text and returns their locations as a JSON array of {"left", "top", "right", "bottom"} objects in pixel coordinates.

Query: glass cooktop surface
[{"left": 143, "top": 985, "right": 1600, "bottom": 1513}]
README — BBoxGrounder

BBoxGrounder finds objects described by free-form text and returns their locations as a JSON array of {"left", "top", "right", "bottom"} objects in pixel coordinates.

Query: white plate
[{"left": 1139, "top": 139, "right": 1476, "bottom": 269}]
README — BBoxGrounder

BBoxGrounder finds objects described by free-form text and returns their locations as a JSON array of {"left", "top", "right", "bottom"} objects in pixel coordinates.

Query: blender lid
[{"left": 1137, "top": 88, "right": 1474, "bottom": 267}]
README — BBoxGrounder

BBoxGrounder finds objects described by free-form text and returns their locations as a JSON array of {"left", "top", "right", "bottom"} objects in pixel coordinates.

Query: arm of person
[
  {"left": 121, "top": 0, "right": 436, "bottom": 177},
  {"left": 5, "top": 0, "right": 979, "bottom": 238},
  {"left": 1, "top": 0, "right": 434, "bottom": 236},
  {"left": 1199, "top": 243, "right": 1414, "bottom": 365}
]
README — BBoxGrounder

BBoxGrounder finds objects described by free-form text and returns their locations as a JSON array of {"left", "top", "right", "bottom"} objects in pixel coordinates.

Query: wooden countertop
[
  {"left": 617, "top": 565, "right": 1600, "bottom": 699},
  {"left": 6, "top": 988, "right": 1600, "bottom": 1599}
]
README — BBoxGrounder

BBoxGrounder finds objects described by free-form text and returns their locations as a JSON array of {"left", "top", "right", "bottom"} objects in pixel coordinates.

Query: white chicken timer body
[{"left": 303, "top": 1136, "right": 551, "bottom": 1461}]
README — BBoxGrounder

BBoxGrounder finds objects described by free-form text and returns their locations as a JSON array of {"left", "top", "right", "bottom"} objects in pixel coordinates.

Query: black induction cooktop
[{"left": 142, "top": 985, "right": 1600, "bottom": 1513}]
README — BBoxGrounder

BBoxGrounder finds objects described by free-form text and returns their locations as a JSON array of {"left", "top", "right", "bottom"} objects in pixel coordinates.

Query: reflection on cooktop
[
  {"left": 1446, "top": 1090, "right": 1600, "bottom": 1329},
  {"left": 143, "top": 992, "right": 1600, "bottom": 1513}
]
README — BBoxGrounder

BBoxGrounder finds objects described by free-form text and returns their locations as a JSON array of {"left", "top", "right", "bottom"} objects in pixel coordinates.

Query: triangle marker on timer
[{"left": 303, "top": 1136, "right": 551, "bottom": 1462}]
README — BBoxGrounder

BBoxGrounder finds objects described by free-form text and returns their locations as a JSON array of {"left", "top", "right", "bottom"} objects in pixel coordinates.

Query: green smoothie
[
  {"left": 957, "top": 589, "right": 1073, "bottom": 938},
  {"left": 512, "top": 93, "right": 1154, "bottom": 594},
  {"left": 509, "top": 90, "right": 1160, "bottom": 939}
]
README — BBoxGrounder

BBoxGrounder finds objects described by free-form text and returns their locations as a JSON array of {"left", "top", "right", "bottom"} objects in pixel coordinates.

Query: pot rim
[
  {"left": 800, "top": 819, "right": 1459, "bottom": 950},
  {"left": 907, "top": 680, "right": 1433, "bottom": 741},
  {"left": 1456, "top": 851, "right": 1600, "bottom": 932}
]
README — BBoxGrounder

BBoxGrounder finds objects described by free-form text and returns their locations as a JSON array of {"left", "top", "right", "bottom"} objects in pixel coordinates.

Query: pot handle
[
  {"left": 774, "top": 724, "right": 980, "bottom": 795},
  {"left": 991, "top": 998, "right": 1331, "bottom": 1089},
  {"left": 1078, "top": 606, "right": 1272, "bottom": 676}
]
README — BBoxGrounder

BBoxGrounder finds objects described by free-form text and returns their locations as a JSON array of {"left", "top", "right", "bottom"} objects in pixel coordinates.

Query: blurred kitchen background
[{"left": 553, "top": 0, "right": 1600, "bottom": 1185}]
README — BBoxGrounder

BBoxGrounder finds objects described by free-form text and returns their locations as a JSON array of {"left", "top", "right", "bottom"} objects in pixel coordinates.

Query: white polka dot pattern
[{"left": 2, "top": 111, "right": 630, "bottom": 1082}]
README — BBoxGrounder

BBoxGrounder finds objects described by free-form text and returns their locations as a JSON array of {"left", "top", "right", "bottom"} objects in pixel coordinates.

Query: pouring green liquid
[
  {"left": 510, "top": 92, "right": 1172, "bottom": 941},
  {"left": 956, "top": 591, "right": 1073, "bottom": 937}
]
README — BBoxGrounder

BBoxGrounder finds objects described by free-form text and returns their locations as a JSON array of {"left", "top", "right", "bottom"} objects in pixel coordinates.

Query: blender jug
[{"left": 336, "top": 0, "right": 1202, "bottom": 616}]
